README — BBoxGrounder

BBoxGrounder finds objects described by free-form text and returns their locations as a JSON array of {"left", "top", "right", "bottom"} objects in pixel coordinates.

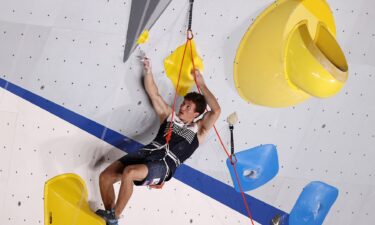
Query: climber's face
[{"left": 178, "top": 99, "right": 199, "bottom": 123}]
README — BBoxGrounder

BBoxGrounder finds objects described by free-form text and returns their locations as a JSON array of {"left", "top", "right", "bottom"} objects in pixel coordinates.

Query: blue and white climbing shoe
[{"left": 95, "top": 208, "right": 118, "bottom": 225}]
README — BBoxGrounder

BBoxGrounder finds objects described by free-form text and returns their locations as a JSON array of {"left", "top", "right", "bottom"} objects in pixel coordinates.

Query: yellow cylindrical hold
[
  {"left": 286, "top": 22, "right": 348, "bottom": 98},
  {"left": 234, "top": 0, "right": 348, "bottom": 107}
]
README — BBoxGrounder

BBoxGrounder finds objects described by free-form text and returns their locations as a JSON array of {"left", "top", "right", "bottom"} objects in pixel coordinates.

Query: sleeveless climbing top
[
  {"left": 154, "top": 112, "right": 199, "bottom": 163},
  {"left": 144, "top": 113, "right": 199, "bottom": 167}
]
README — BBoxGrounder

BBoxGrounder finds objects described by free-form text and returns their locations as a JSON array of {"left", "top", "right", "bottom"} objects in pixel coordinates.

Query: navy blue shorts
[{"left": 118, "top": 150, "right": 173, "bottom": 186}]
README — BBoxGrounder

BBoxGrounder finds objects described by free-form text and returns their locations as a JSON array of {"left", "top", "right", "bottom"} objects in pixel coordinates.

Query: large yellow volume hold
[
  {"left": 234, "top": 0, "right": 348, "bottom": 107},
  {"left": 164, "top": 39, "right": 204, "bottom": 96},
  {"left": 44, "top": 173, "right": 105, "bottom": 225}
]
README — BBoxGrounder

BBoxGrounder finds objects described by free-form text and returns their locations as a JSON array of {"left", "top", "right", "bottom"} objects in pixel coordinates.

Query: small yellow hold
[
  {"left": 164, "top": 40, "right": 204, "bottom": 96},
  {"left": 137, "top": 30, "right": 149, "bottom": 44}
]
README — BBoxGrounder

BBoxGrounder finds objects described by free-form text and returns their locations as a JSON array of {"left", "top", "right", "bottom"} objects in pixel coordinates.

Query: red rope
[
  {"left": 188, "top": 39, "right": 255, "bottom": 225},
  {"left": 150, "top": 43, "right": 189, "bottom": 189},
  {"left": 163, "top": 33, "right": 255, "bottom": 224},
  {"left": 165, "top": 38, "right": 190, "bottom": 144}
]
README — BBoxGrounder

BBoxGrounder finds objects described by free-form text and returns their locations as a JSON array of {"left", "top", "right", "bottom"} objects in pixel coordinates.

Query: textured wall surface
[{"left": 0, "top": 0, "right": 374, "bottom": 224}]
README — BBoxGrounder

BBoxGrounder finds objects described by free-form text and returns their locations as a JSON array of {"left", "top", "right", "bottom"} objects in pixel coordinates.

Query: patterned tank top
[{"left": 152, "top": 112, "right": 200, "bottom": 164}]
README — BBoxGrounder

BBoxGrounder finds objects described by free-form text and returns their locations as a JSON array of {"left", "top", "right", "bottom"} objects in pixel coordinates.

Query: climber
[{"left": 95, "top": 56, "right": 221, "bottom": 225}]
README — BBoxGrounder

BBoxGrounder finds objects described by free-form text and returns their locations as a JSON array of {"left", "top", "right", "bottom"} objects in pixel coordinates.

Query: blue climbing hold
[
  {"left": 289, "top": 181, "right": 339, "bottom": 225},
  {"left": 226, "top": 144, "right": 279, "bottom": 192}
]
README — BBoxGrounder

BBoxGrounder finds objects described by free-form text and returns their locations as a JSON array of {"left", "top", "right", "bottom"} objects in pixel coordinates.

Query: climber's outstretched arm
[
  {"left": 142, "top": 58, "right": 172, "bottom": 122},
  {"left": 193, "top": 70, "right": 221, "bottom": 143}
]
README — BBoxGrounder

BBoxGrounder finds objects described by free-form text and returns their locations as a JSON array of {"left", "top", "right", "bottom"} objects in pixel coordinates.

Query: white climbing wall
[{"left": 0, "top": 0, "right": 374, "bottom": 225}]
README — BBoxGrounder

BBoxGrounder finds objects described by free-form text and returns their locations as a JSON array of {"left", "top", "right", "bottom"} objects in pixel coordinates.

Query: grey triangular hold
[{"left": 123, "top": 0, "right": 172, "bottom": 62}]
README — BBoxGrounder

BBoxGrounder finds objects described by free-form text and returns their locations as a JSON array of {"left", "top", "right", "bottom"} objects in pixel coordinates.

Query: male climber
[{"left": 96, "top": 56, "right": 221, "bottom": 225}]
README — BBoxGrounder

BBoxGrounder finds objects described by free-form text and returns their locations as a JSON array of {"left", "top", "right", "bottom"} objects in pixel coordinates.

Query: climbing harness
[{"left": 142, "top": 141, "right": 181, "bottom": 188}]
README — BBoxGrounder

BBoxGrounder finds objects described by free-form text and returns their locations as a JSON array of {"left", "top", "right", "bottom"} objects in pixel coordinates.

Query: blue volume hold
[
  {"left": 226, "top": 144, "right": 279, "bottom": 192},
  {"left": 289, "top": 181, "right": 339, "bottom": 225}
]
